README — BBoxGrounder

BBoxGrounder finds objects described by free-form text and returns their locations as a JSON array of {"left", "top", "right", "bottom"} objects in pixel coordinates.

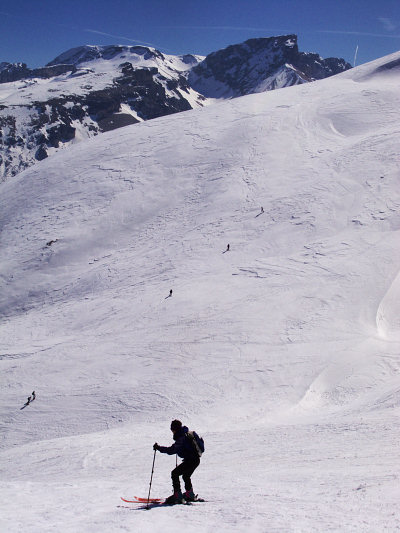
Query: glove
[{"left": 153, "top": 442, "right": 159, "bottom": 451}]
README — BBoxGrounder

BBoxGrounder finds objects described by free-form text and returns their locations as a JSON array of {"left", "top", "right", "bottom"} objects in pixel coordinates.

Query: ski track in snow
[{"left": 1, "top": 51, "right": 400, "bottom": 532}]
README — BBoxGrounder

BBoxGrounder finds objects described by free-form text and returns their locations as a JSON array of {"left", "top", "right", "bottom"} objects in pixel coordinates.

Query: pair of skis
[{"left": 121, "top": 495, "right": 205, "bottom": 506}]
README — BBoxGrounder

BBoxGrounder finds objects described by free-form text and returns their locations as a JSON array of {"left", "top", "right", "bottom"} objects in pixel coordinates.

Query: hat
[{"left": 170, "top": 419, "right": 182, "bottom": 432}]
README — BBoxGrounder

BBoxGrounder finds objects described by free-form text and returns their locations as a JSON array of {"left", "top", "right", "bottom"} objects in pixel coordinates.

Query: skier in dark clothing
[{"left": 153, "top": 419, "right": 201, "bottom": 503}]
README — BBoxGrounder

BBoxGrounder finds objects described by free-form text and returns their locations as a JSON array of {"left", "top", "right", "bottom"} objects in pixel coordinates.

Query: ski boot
[
  {"left": 183, "top": 489, "right": 196, "bottom": 502},
  {"left": 165, "top": 490, "right": 183, "bottom": 505}
]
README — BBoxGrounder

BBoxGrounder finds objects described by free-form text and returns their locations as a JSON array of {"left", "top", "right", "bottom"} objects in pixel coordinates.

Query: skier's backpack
[{"left": 186, "top": 430, "right": 205, "bottom": 457}]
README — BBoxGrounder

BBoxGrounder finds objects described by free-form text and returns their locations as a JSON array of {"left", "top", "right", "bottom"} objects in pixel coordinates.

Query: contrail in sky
[
  {"left": 83, "top": 28, "right": 159, "bottom": 48},
  {"left": 0, "top": 10, "right": 169, "bottom": 52},
  {"left": 353, "top": 44, "right": 359, "bottom": 67},
  {"left": 162, "top": 25, "right": 291, "bottom": 33},
  {"left": 318, "top": 29, "right": 400, "bottom": 39}
]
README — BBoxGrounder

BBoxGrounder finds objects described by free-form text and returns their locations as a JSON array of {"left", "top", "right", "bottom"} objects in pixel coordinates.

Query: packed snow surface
[{"left": 1, "top": 51, "right": 400, "bottom": 532}]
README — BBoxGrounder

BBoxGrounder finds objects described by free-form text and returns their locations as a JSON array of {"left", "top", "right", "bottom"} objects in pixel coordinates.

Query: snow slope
[{"left": 1, "top": 51, "right": 400, "bottom": 532}]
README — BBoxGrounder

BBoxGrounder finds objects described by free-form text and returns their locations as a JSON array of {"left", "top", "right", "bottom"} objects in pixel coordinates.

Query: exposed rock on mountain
[
  {"left": 0, "top": 37, "right": 351, "bottom": 180},
  {"left": 189, "top": 35, "right": 351, "bottom": 97},
  {"left": 0, "top": 62, "right": 76, "bottom": 83}
]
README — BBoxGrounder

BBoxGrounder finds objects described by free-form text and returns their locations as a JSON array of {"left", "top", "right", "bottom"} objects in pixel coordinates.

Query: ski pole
[{"left": 146, "top": 448, "right": 157, "bottom": 509}]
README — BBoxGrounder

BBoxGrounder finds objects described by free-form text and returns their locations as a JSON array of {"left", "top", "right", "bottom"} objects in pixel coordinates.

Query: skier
[
  {"left": 223, "top": 244, "right": 230, "bottom": 253},
  {"left": 21, "top": 396, "right": 31, "bottom": 408},
  {"left": 165, "top": 289, "right": 173, "bottom": 299},
  {"left": 20, "top": 393, "right": 34, "bottom": 410},
  {"left": 153, "top": 419, "right": 202, "bottom": 503}
]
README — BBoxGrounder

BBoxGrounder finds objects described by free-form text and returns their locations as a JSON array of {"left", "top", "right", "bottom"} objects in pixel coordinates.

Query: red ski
[{"left": 121, "top": 496, "right": 163, "bottom": 504}]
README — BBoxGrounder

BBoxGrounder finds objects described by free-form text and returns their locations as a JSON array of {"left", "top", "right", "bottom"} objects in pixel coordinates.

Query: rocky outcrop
[
  {"left": 0, "top": 62, "right": 76, "bottom": 83},
  {"left": 189, "top": 35, "right": 351, "bottom": 98}
]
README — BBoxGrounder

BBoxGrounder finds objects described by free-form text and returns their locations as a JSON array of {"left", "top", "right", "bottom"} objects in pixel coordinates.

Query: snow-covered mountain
[
  {"left": 1, "top": 49, "right": 399, "bottom": 531},
  {"left": 0, "top": 36, "right": 351, "bottom": 179},
  {"left": 0, "top": 44, "right": 204, "bottom": 179}
]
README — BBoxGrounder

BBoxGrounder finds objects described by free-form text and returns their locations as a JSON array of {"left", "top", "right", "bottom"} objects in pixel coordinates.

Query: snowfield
[{"left": 1, "top": 51, "right": 400, "bottom": 532}]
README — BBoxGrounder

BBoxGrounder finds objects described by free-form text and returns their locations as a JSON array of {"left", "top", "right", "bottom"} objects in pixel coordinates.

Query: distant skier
[
  {"left": 256, "top": 207, "right": 264, "bottom": 218},
  {"left": 153, "top": 419, "right": 204, "bottom": 504},
  {"left": 165, "top": 289, "right": 173, "bottom": 299},
  {"left": 21, "top": 396, "right": 31, "bottom": 409},
  {"left": 31, "top": 391, "right": 36, "bottom": 401},
  {"left": 223, "top": 244, "right": 230, "bottom": 253}
]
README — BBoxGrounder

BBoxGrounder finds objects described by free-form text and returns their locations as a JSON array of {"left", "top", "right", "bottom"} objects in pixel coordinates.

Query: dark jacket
[{"left": 158, "top": 426, "right": 199, "bottom": 461}]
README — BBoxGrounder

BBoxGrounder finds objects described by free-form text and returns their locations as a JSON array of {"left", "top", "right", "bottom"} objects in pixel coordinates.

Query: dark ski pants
[{"left": 171, "top": 457, "right": 200, "bottom": 492}]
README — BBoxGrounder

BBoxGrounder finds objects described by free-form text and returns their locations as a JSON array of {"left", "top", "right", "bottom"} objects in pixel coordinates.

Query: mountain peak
[
  {"left": 46, "top": 44, "right": 165, "bottom": 67},
  {"left": 189, "top": 34, "right": 351, "bottom": 98}
]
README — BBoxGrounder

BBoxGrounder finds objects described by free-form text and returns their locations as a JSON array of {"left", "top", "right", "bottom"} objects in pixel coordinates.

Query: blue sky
[{"left": 1, "top": 0, "right": 400, "bottom": 68}]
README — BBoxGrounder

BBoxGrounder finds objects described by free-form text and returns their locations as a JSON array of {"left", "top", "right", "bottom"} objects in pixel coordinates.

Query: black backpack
[{"left": 186, "top": 430, "right": 205, "bottom": 457}]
